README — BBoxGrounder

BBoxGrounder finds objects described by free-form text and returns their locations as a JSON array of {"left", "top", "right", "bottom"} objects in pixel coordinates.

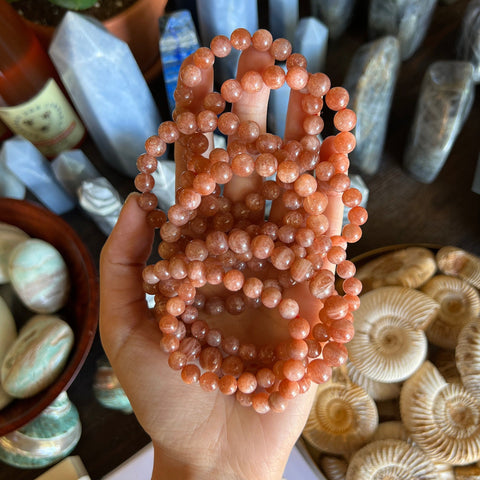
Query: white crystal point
[
  {"left": 294, "top": 17, "right": 328, "bottom": 75},
  {"left": 0, "top": 146, "right": 26, "bottom": 200},
  {"left": 2, "top": 136, "right": 76, "bottom": 214},
  {"left": 49, "top": 12, "right": 161, "bottom": 178}
]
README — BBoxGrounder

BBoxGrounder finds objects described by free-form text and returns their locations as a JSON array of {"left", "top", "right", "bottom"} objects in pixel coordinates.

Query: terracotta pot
[{"left": 23, "top": 0, "right": 168, "bottom": 82}]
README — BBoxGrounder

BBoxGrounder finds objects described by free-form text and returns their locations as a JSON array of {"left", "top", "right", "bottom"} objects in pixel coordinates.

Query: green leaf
[{"left": 48, "top": 0, "right": 98, "bottom": 10}]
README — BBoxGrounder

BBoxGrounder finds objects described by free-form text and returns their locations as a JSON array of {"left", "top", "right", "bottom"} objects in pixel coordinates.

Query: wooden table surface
[{"left": 1, "top": 0, "right": 479, "bottom": 478}]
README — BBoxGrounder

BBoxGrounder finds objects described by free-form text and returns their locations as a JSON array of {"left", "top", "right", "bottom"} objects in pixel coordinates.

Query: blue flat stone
[{"left": 294, "top": 17, "right": 328, "bottom": 74}]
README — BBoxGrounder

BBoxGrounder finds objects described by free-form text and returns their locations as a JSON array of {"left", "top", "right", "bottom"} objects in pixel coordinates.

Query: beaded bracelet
[{"left": 133, "top": 28, "right": 367, "bottom": 414}]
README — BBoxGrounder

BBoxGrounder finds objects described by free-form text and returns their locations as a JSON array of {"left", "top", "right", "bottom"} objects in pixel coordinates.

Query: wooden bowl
[{"left": 0, "top": 198, "right": 98, "bottom": 436}]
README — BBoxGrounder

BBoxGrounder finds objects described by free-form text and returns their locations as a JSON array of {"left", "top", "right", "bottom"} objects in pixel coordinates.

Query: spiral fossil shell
[
  {"left": 346, "top": 286, "right": 438, "bottom": 382},
  {"left": 456, "top": 317, "right": 480, "bottom": 402},
  {"left": 400, "top": 361, "right": 480, "bottom": 465},
  {"left": 303, "top": 380, "right": 378, "bottom": 456},
  {"left": 436, "top": 246, "right": 480, "bottom": 289},
  {"left": 422, "top": 274, "right": 480, "bottom": 349},
  {"left": 345, "top": 439, "right": 437, "bottom": 480},
  {"left": 355, "top": 246, "right": 437, "bottom": 293},
  {"left": 319, "top": 455, "right": 348, "bottom": 480}
]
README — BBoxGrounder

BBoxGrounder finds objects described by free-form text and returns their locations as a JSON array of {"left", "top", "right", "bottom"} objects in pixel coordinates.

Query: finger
[
  {"left": 99, "top": 193, "right": 154, "bottom": 342},
  {"left": 174, "top": 54, "right": 215, "bottom": 188},
  {"left": 223, "top": 47, "right": 274, "bottom": 202}
]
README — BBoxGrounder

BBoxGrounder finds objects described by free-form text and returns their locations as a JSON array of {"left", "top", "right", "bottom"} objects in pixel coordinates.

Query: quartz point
[
  {"left": 294, "top": 17, "right": 328, "bottom": 75},
  {"left": 151, "top": 159, "right": 177, "bottom": 212},
  {"left": 310, "top": 0, "right": 356, "bottom": 40},
  {"left": 1, "top": 136, "right": 75, "bottom": 214},
  {"left": 195, "top": 0, "right": 258, "bottom": 84},
  {"left": 343, "top": 36, "right": 401, "bottom": 175},
  {"left": 160, "top": 10, "right": 200, "bottom": 113},
  {"left": 268, "top": 0, "right": 298, "bottom": 43},
  {"left": 78, "top": 177, "right": 123, "bottom": 236},
  {"left": 368, "top": 0, "right": 437, "bottom": 60},
  {"left": 403, "top": 61, "right": 475, "bottom": 183},
  {"left": 457, "top": 0, "right": 480, "bottom": 83},
  {"left": 49, "top": 12, "right": 162, "bottom": 179}
]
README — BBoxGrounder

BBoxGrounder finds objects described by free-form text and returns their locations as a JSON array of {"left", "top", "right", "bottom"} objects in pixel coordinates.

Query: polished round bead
[
  {"left": 136, "top": 154, "right": 157, "bottom": 174},
  {"left": 278, "top": 379, "right": 300, "bottom": 399},
  {"left": 294, "top": 173, "right": 317, "bottom": 197},
  {"left": 307, "top": 358, "right": 332, "bottom": 384},
  {"left": 269, "top": 391, "right": 288, "bottom": 413},
  {"left": 325, "top": 86, "right": 349, "bottom": 111},
  {"left": 290, "top": 258, "right": 314, "bottom": 282},
  {"left": 197, "top": 110, "right": 218, "bottom": 133},
  {"left": 286, "top": 53, "right": 307, "bottom": 69},
  {"left": 271, "top": 246, "right": 295, "bottom": 270},
  {"left": 221, "top": 355, "right": 244, "bottom": 377},
  {"left": 278, "top": 298, "right": 299, "bottom": 319},
  {"left": 181, "top": 364, "right": 200, "bottom": 384},
  {"left": 236, "top": 391, "right": 252, "bottom": 407},
  {"left": 336, "top": 260, "right": 356, "bottom": 279},
  {"left": 262, "top": 64, "right": 286, "bottom": 89},
  {"left": 303, "top": 115, "right": 324, "bottom": 136},
  {"left": 288, "top": 317, "right": 310, "bottom": 340},
  {"left": 146, "top": 209, "right": 167, "bottom": 229},
  {"left": 176, "top": 111, "right": 197, "bottom": 135},
  {"left": 342, "top": 223, "right": 362, "bottom": 243},
  {"left": 252, "top": 392, "right": 271, "bottom": 414},
  {"left": 306, "top": 214, "right": 329, "bottom": 235},
  {"left": 342, "top": 277, "right": 362, "bottom": 296},
  {"left": 312, "top": 322, "right": 329, "bottom": 342},
  {"left": 277, "top": 160, "right": 300, "bottom": 183},
  {"left": 256, "top": 368, "right": 276, "bottom": 389},
  {"left": 168, "top": 351, "right": 187, "bottom": 370},
  {"left": 174, "top": 84, "right": 194, "bottom": 106},
  {"left": 166, "top": 297, "right": 186, "bottom": 316},
  {"left": 199, "top": 371, "right": 219, "bottom": 392},
  {"left": 307, "top": 73, "right": 331, "bottom": 97},
  {"left": 322, "top": 341, "right": 348, "bottom": 366},
  {"left": 262, "top": 180, "right": 281, "bottom": 200},
  {"left": 158, "top": 121, "right": 180, "bottom": 143},
  {"left": 252, "top": 29, "right": 273, "bottom": 51},
  {"left": 283, "top": 358, "right": 305, "bottom": 382},
  {"left": 230, "top": 28, "right": 252, "bottom": 50},
  {"left": 261, "top": 287, "right": 282, "bottom": 308},
  {"left": 323, "top": 295, "right": 349, "bottom": 320},
  {"left": 239, "top": 343, "right": 257, "bottom": 362},
  {"left": 221, "top": 79, "right": 243, "bottom": 103},
  {"left": 285, "top": 66, "right": 309, "bottom": 90},
  {"left": 160, "top": 334, "right": 179, "bottom": 353},
  {"left": 237, "top": 372, "right": 257, "bottom": 394},
  {"left": 145, "top": 135, "right": 167, "bottom": 157},
  {"left": 199, "top": 346, "right": 223, "bottom": 372},
  {"left": 301, "top": 94, "right": 323, "bottom": 115},
  {"left": 328, "top": 318, "right": 354, "bottom": 343},
  {"left": 210, "top": 35, "right": 232, "bottom": 57},
  {"left": 218, "top": 375, "right": 237, "bottom": 395},
  {"left": 270, "top": 38, "right": 292, "bottom": 61},
  {"left": 241, "top": 70, "right": 264, "bottom": 93},
  {"left": 250, "top": 234, "right": 275, "bottom": 259},
  {"left": 223, "top": 269, "right": 245, "bottom": 291},
  {"left": 348, "top": 206, "right": 368, "bottom": 225},
  {"left": 342, "top": 188, "right": 363, "bottom": 208},
  {"left": 327, "top": 245, "right": 347, "bottom": 265},
  {"left": 333, "top": 131, "right": 356, "bottom": 154},
  {"left": 193, "top": 47, "right": 215, "bottom": 69},
  {"left": 238, "top": 120, "right": 260, "bottom": 143},
  {"left": 231, "top": 152, "right": 255, "bottom": 177},
  {"left": 245, "top": 192, "right": 265, "bottom": 212},
  {"left": 180, "top": 64, "right": 202, "bottom": 88},
  {"left": 334, "top": 108, "right": 357, "bottom": 131},
  {"left": 329, "top": 173, "right": 351, "bottom": 193},
  {"left": 217, "top": 111, "right": 240, "bottom": 135},
  {"left": 309, "top": 270, "right": 335, "bottom": 299},
  {"left": 315, "top": 161, "right": 335, "bottom": 182},
  {"left": 255, "top": 153, "right": 278, "bottom": 177}
]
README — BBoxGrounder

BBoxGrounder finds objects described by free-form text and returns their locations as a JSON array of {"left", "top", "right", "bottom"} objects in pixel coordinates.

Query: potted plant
[{"left": 8, "top": 0, "right": 168, "bottom": 82}]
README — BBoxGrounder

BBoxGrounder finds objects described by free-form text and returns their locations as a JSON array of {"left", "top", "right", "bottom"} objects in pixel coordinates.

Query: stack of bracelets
[{"left": 133, "top": 28, "right": 367, "bottom": 414}]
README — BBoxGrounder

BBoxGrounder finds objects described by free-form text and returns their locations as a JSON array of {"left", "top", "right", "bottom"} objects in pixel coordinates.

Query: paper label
[{"left": 0, "top": 78, "right": 85, "bottom": 157}]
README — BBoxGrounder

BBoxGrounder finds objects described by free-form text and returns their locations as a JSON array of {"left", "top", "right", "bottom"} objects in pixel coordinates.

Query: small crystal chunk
[
  {"left": 343, "top": 36, "right": 401, "bottom": 175},
  {"left": 403, "top": 61, "right": 475, "bottom": 183}
]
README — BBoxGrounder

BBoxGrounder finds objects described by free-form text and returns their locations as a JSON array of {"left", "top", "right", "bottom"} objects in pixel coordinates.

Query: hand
[{"left": 100, "top": 31, "right": 355, "bottom": 480}]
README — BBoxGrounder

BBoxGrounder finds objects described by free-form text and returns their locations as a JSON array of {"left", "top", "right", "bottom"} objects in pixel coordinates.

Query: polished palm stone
[
  {"left": 343, "top": 36, "right": 401, "bottom": 175},
  {"left": 368, "top": 0, "right": 437, "bottom": 60},
  {"left": 403, "top": 61, "right": 474, "bottom": 183},
  {"left": 0, "top": 392, "right": 80, "bottom": 468},
  {"left": 457, "top": 0, "right": 480, "bottom": 83},
  {"left": 0, "top": 296, "right": 16, "bottom": 410},
  {"left": 1, "top": 315, "right": 74, "bottom": 399},
  {"left": 310, "top": 0, "right": 356, "bottom": 40},
  {"left": 0, "top": 222, "right": 29, "bottom": 285},
  {"left": 160, "top": 10, "right": 200, "bottom": 113},
  {"left": 8, "top": 239, "right": 70, "bottom": 314}
]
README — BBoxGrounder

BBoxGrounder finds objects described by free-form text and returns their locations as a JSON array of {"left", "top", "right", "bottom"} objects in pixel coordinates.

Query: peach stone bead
[
  {"left": 145, "top": 135, "right": 167, "bottom": 157},
  {"left": 193, "top": 47, "right": 215, "bottom": 69},
  {"left": 315, "top": 161, "right": 335, "bottom": 182},
  {"left": 336, "top": 260, "right": 356, "bottom": 279},
  {"left": 343, "top": 277, "right": 363, "bottom": 296},
  {"left": 307, "top": 73, "right": 331, "bottom": 97},
  {"left": 301, "top": 94, "right": 323, "bottom": 115},
  {"left": 136, "top": 153, "right": 157, "bottom": 173},
  {"left": 342, "top": 187, "right": 362, "bottom": 207},
  {"left": 134, "top": 174, "right": 152, "bottom": 193},
  {"left": 283, "top": 358, "right": 305, "bottom": 382},
  {"left": 307, "top": 358, "right": 332, "bottom": 384},
  {"left": 191, "top": 320, "right": 209, "bottom": 341},
  {"left": 231, "top": 152, "right": 255, "bottom": 177},
  {"left": 252, "top": 392, "right": 271, "bottom": 414},
  {"left": 185, "top": 239, "right": 208, "bottom": 261},
  {"left": 306, "top": 339, "right": 322, "bottom": 358},
  {"left": 270, "top": 37, "right": 292, "bottom": 60},
  {"left": 323, "top": 295, "right": 349, "bottom": 320},
  {"left": 312, "top": 322, "right": 329, "bottom": 342},
  {"left": 160, "top": 334, "right": 179, "bottom": 353},
  {"left": 210, "top": 35, "right": 232, "bottom": 57},
  {"left": 168, "top": 351, "right": 187, "bottom": 370},
  {"left": 243, "top": 277, "right": 263, "bottom": 298},
  {"left": 223, "top": 336, "right": 240, "bottom": 355},
  {"left": 179, "top": 337, "right": 202, "bottom": 360},
  {"left": 250, "top": 234, "right": 275, "bottom": 260},
  {"left": 329, "top": 153, "right": 350, "bottom": 174},
  {"left": 278, "top": 379, "right": 300, "bottom": 399},
  {"left": 237, "top": 372, "right": 257, "bottom": 394},
  {"left": 271, "top": 246, "right": 295, "bottom": 270},
  {"left": 277, "top": 160, "right": 300, "bottom": 183},
  {"left": 287, "top": 338, "right": 309, "bottom": 360},
  {"left": 230, "top": 28, "right": 251, "bottom": 50},
  {"left": 218, "top": 112, "right": 240, "bottom": 136},
  {"left": 328, "top": 318, "right": 355, "bottom": 343},
  {"left": 333, "top": 131, "right": 356, "bottom": 154},
  {"left": 298, "top": 377, "right": 311, "bottom": 394},
  {"left": 288, "top": 317, "right": 310, "bottom": 340},
  {"left": 306, "top": 214, "right": 329, "bottom": 234},
  {"left": 303, "top": 115, "right": 324, "bottom": 136},
  {"left": 262, "top": 180, "right": 281, "bottom": 200},
  {"left": 238, "top": 120, "right": 260, "bottom": 143},
  {"left": 290, "top": 258, "right": 314, "bottom": 282},
  {"left": 255, "top": 153, "right": 278, "bottom": 177},
  {"left": 327, "top": 245, "right": 347, "bottom": 265},
  {"left": 348, "top": 206, "right": 368, "bottom": 225},
  {"left": 200, "top": 347, "right": 223, "bottom": 372},
  {"left": 181, "top": 364, "right": 200, "bottom": 384},
  {"left": 256, "top": 368, "right": 276, "bottom": 389},
  {"left": 236, "top": 391, "right": 252, "bottom": 407},
  {"left": 309, "top": 270, "right": 335, "bottom": 299},
  {"left": 221, "top": 79, "right": 243, "bottom": 103},
  {"left": 146, "top": 209, "right": 167, "bottom": 229},
  {"left": 303, "top": 192, "right": 328, "bottom": 216},
  {"left": 223, "top": 269, "right": 245, "bottom": 291},
  {"left": 239, "top": 343, "right": 257, "bottom": 362},
  {"left": 334, "top": 108, "right": 357, "bottom": 131},
  {"left": 176, "top": 111, "right": 197, "bottom": 135},
  {"left": 166, "top": 297, "right": 186, "bottom": 316},
  {"left": 261, "top": 287, "right": 282, "bottom": 308},
  {"left": 180, "top": 64, "right": 202, "bottom": 87},
  {"left": 286, "top": 66, "right": 309, "bottom": 90},
  {"left": 269, "top": 391, "right": 288, "bottom": 413},
  {"left": 219, "top": 375, "right": 237, "bottom": 395},
  {"left": 262, "top": 64, "right": 286, "bottom": 89},
  {"left": 286, "top": 53, "right": 307, "bottom": 69},
  {"left": 199, "top": 371, "right": 219, "bottom": 392},
  {"left": 343, "top": 223, "right": 362, "bottom": 243},
  {"left": 325, "top": 86, "right": 349, "bottom": 111},
  {"left": 158, "top": 121, "right": 179, "bottom": 143},
  {"left": 344, "top": 293, "right": 360, "bottom": 311},
  {"left": 278, "top": 298, "right": 299, "bottom": 320},
  {"left": 294, "top": 173, "right": 317, "bottom": 197},
  {"left": 241, "top": 70, "right": 264, "bottom": 93},
  {"left": 322, "top": 342, "right": 348, "bottom": 366},
  {"left": 252, "top": 29, "right": 273, "bottom": 51},
  {"left": 206, "top": 231, "right": 229, "bottom": 255},
  {"left": 221, "top": 355, "right": 244, "bottom": 377}
]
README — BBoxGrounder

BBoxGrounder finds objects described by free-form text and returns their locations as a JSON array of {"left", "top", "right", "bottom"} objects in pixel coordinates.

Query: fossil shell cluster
[{"left": 303, "top": 245, "right": 480, "bottom": 480}]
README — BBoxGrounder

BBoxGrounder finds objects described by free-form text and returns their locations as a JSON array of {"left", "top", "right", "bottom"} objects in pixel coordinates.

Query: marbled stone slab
[
  {"left": 1, "top": 136, "right": 76, "bottom": 214},
  {"left": 403, "top": 61, "right": 475, "bottom": 183},
  {"left": 8, "top": 239, "right": 70, "bottom": 314},
  {"left": 1, "top": 315, "right": 74, "bottom": 399},
  {"left": 368, "top": 0, "right": 437, "bottom": 60},
  {"left": 343, "top": 36, "right": 401, "bottom": 175},
  {"left": 294, "top": 17, "right": 328, "bottom": 74},
  {"left": 78, "top": 177, "right": 123, "bottom": 236},
  {"left": 0, "top": 223, "right": 29, "bottom": 285},
  {"left": 160, "top": 10, "right": 200, "bottom": 113},
  {"left": 269, "top": 0, "right": 298, "bottom": 43},
  {"left": 49, "top": 12, "right": 161, "bottom": 178},
  {"left": 310, "top": 0, "right": 356, "bottom": 40},
  {"left": 195, "top": 0, "right": 258, "bottom": 84},
  {"left": 51, "top": 149, "right": 101, "bottom": 197},
  {"left": 457, "top": 0, "right": 480, "bottom": 83}
]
